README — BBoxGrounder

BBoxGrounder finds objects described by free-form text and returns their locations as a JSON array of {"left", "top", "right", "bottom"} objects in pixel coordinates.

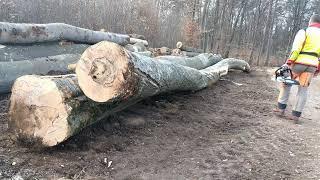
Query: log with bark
[
  {"left": 150, "top": 47, "right": 172, "bottom": 57},
  {"left": 181, "top": 51, "right": 201, "bottom": 57},
  {"left": 0, "top": 54, "right": 80, "bottom": 94},
  {"left": 171, "top": 48, "right": 182, "bottom": 56},
  {"left": 129, "top": 34, "right": 146, "bottom": 40},
  {"left": 129, "top": 38, "right": 148, "bottom": 46},
  {"left": 156, "top": 53, "right": 222, "bottom": 70},
  {"left": 0, "top": 42, "right": 89, "bottom": 62},
  {"left": 0, "top": 22, "right": 129, "bottom": 45},
  {"left": 125, "top": 42, "right": 147, "bottom": 52},
  {"left": 176, "top": 41, "right": 204, "bottom": 53},
  {"left": 9, "top": 42, "right": 250, "bottom": 147},
  {"left": 76, "top": 41, "right": 250, "bottom": 103}
]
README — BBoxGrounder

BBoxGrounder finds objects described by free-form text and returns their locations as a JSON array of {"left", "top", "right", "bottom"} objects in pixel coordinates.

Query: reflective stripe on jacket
[{"left": 289, "top": 24, "right": 320, "bottom": 67}]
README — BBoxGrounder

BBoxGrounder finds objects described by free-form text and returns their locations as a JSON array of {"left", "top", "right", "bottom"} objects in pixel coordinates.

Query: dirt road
[{"left": 0, "top": 69, "right": 320, "bottom": 179}]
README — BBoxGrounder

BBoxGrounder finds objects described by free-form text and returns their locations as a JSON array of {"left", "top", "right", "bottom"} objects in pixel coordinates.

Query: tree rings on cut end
[{"left": 76, "top": 41, "right": 134, "bottom": 102}]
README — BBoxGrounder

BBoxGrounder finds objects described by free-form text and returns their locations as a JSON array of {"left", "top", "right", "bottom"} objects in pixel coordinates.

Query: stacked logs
[
  {"left": 3, "top": 23, "right": 251, "bottom": 147},
  {"left": 9, "top": 41, "right": 250, "bottom": 147},
  {"left": 0, "top": 22, "right": 147, "bottom": 94}
]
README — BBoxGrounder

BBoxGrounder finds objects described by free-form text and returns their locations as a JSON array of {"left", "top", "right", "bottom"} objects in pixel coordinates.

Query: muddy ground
[{"left": 1, "top": 69, "right": 320, "bottom": 179}]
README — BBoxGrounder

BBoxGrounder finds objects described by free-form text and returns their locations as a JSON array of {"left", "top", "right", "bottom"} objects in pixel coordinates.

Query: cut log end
[
  {"left": 176, "top": 41, "right": 183, "bottom": 49},
  {"left": 76, "top": 41, "right": 136, "bottom": 102},
  {"left": 9, "top": 75, "right": 69, "bottom": 147}
]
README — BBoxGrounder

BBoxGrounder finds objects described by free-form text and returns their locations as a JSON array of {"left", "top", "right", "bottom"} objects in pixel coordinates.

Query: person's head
[{"left": 309, "top": 14, "right": 320, "bottom": 25}]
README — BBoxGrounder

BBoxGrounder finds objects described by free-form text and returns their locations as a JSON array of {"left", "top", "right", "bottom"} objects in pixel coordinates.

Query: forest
[{"left": 1, "top": 0, "right": 319, "bottom": 66}]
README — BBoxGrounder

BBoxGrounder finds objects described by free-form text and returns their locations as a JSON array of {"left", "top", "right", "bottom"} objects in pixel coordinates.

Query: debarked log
[
  {"left": 9, "top": 42, "right": 249, "bottom": 147},
  {"left": 0, "top": 22, "right": 130, "bottom": 45},
  {"left": 0, "top": 54, "right": 80, "bottom": 94},
  {"left": 76, "top": 41, "right": 250, "bottom": 103}
]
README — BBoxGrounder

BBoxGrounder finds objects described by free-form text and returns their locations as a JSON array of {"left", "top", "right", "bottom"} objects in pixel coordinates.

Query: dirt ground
[{"left": 1, "top": 69, "right": 320, "bottom": 179}]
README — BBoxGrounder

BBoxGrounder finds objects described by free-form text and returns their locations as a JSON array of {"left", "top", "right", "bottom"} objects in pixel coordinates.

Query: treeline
[{"left": 0, "top": 0, "right": 319, "bottom": 66}]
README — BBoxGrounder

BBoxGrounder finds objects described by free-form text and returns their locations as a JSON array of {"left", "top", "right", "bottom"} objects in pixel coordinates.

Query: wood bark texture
[
  {"left": 76, "top": 41, "right": 250, "bottom": 103},
  {"left": 0, "top": 54, "right": 80, "bottom": 94},
  {"left": 0, "top": 22, "right": 130, "bottom": 45},
  {"left": 0, "top": 42, "right": 89, "bottom": 62},
  {"left": 156, "top": 53, "right": 222, "bottom": 70},
  {"left": 9, "top": 42, "right": 249, "bottom": 147}
]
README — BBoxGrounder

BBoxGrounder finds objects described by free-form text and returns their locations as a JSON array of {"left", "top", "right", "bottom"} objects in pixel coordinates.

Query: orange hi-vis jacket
[{"left": 288, "top": 23, "right": 320, "bottom": 68}]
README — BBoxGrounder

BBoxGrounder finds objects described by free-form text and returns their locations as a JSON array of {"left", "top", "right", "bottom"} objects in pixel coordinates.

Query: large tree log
[
  {"left": 0, "top": 42, "right": 89, "bottom": 62},
  {"left": 9, "top": 54, "right": 249, "bottom": 147},
  {"left": 67, "top": 53, "right": 220, "bottom": 72},
  {"left": 150, "top": 47, "right": 172, "bottom": 57},
  {"left": 76, "top": 41, "right": 250, "bottom": 102},
  {"left": 129, "top": 38, "right": 148, "bottom": 46},
  {"left": 177, "top": 42, "right": 204, "bottom": 53},
  {"left": 0, "top": 22, "right": 129, "bottom": 45},
  {"left": 156, "top": 53, "right": 222, "bottom": 70},
  {"left": 129, "top": 34, "right": 146, "bottom": 40},
  {"left": 124, "top": 42, "right": 146, "bottom": 52},
  {"left": 181, "top": 51, "right": 201, "bottom": 57},
  {"left": 0, "top": 54, "right": 80, "bottom": 94}
]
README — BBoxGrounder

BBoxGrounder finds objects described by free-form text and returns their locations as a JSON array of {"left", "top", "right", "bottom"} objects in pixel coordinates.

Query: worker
[{"left": 274, "top": 14, "right": 320, "bottom": 123}]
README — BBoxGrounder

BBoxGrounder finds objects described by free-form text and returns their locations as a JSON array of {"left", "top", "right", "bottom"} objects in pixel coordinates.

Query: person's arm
[{"left": 287, "top": 29, "right": 306, "bottom": 65}]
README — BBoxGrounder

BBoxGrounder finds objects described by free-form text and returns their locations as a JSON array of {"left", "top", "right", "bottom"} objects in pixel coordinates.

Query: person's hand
[
  {"left": 285, "top": 59, "right": 294, "bottom": 69},
  {"left": 315, "top": 64, "right": 320, "bottom": 76},
  {"left": 281, "top": 63, "right": 291, "bottom": 70}
]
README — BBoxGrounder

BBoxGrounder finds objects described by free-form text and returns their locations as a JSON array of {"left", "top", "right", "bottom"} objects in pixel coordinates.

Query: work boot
[
  {"left": 273, "top": 108, "right": 285, "bottom": 117},
  {"left": 287, "top": 115, "right": 300, "bottom": 124},
  {"left": 290, "top": 111, "right": 302, "bottom": 124}
]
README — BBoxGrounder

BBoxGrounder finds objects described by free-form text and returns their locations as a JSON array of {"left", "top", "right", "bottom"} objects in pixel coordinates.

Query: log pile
[
  {"left": 9, "top": 41, "right": 249, "bottom": 147},
  {"left": 0, "top": 54, "right": 80, "bottom": 94},
  {"left": 0, "top": 22, "right": 147, "bottom": 93},
  {"left": 4, "top": 23, "right": 251, "bottom": 147}
]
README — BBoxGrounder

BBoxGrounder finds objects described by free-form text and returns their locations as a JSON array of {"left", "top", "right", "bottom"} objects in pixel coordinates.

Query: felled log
[
  {"left": 0, "top": 42, "right": 89, "bottom": 62},
  {"left": 151, "top": 47, "right": 172, "bottom": 57},
  {"left": 67, "top": 52, "right": 216, "bottom": 72},
  {"left": 160, "top": 47, "right": 171, "bottom": 55},
  {"left": 137, "top": 51, "right": 152, "bottom": 57},
  {"left": 9, "top": 43, "right": 249, "bottom": 147},
  {"left": 156, "top": 53, "right": 222, "bottom": 70},
  {"left": 76, "top": 41, "right": 250, "bottom": 102},
  {"left": 129, "top": 38, "right": 148, "bottom": 46},
  {"left": 171, "top": 48, "right": 182, "bottom": 56},
  {"left": 124, "top": 42, "right": 146, "bottom": 52},
  {"left": 0, "top": 22, "right": 129, "bottom": 45},
  {"left": 0, "top": 54, "right": 80, "bottom": 94},
  {"left": 129, "top": 34, "right": 146, "bottom": 40},
  {"left": 177, "top": 41, "right": 204, "bottom": 53},
  {"left": 182, "top": 51, "right": 201, "bottom": 57}
]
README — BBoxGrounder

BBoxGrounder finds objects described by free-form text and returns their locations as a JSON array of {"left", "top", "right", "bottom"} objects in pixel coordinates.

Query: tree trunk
[
  {"left": 125, "top": 42, "right": 147, "bottom": 52},
  {"left": 129, "top": 38, "right": 148, "bottom": 47},
  {"left": 76, "top": 41, "right": 250, "bottom": 103},
  {"left": 129, "top": 34, "right": 146, "bottom": 40},
  {"left": 0, "top": 54, "right": 80, "bottom": 94},
  {"left": 9, "top": 55, "right": 249, "bottom": 147},
  {"left": 0, "top": 22, "right": 130, "bottom": 45},
  {"left": 156, "top": 53, "right": 222, "bottom": 70},
  {"left": 181, "top": 51, "right": 201, "bottom": 57},
  {"left": 150, "top": 47, "right": 172, "bottom": 56},
  {"left": 223, "top": 0, "right": 246, "bottom": 58},
  {"left": 176, "top": 42, "right": 204, "bottom": 53},
  {"left": 0, "top": 42, "right": 89, "bottom": 62}
]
